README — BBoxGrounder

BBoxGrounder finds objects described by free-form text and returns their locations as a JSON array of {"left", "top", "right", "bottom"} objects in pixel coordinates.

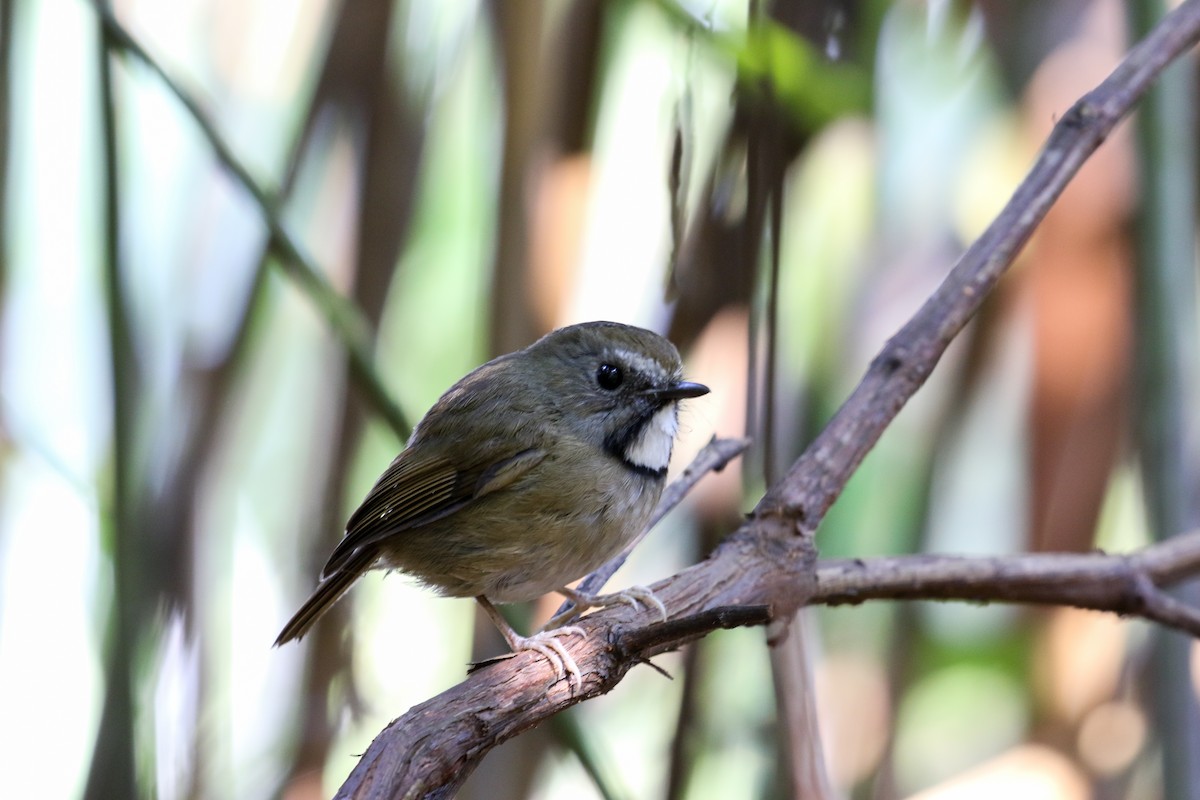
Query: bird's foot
[
  {"left": 548, "top": 585, "right": 668, "bottom": 629},
  {"left": 507, "top": 626, "right": 587, "bottom": 689},
  {"left": 473, "top": 595, "right": 588, "bottom": 689},
  {"left": 605, "top": 585, "right": 668, "bottom": 620}
]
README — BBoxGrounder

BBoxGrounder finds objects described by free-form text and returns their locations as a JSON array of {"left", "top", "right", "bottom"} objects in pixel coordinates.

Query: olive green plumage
[{"left": 275, "top": 321, "right": 708, "bottom": 651}]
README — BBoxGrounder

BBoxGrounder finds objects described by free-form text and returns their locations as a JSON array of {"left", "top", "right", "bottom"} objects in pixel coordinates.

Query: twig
[
  {"left": 651, "top": 437, "right": 752, "bottom": 530},
  {"left": 812, "top": 534, "right": 1200, "bottom": 636},
  {"left": 1129, "top": 0, "right": 1200, "bottom": 794},
  {"left": 553, "top": 435, "right": 751, "bottom": 619},
  {"left": 85, "top": 11, "right": 143, "bottom": 799}
]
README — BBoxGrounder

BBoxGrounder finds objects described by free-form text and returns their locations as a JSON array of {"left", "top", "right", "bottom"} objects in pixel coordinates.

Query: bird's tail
[{"left": 273, "top": 549, "right": 376, "bottom": 647}]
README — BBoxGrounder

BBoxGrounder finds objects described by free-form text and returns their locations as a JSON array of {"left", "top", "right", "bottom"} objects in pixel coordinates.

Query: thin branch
[
  {"left": 1129, "top": 0, "right": 1200, "bottom": 793},
  {"left": 332, "top": 4, "right": 1200, "bottom": 797},
  {"left": 554, "top": 435, "right": 751, "bottom": 617},
  {"left": 652, "top": 437, "right": 752, "bottom": 530},
  {"left": 85, "top": 11, "right": 138, "bottom": 797},
  {"left": 812, "top": 534, "right": 1200, "bottom": 636},
  {"left": 90, "top": 3, "right": 410, "bottom": 439}
]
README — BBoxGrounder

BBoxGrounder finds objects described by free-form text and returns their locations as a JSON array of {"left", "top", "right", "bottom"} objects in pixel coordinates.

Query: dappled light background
[{"left": 0, "top": 0, "right": 1196, "bottom": 798}]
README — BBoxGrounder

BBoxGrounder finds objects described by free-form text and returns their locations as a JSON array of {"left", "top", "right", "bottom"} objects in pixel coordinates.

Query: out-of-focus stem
[{"left": 1128, "top": 0, "right": 1200, "bottom": 795}]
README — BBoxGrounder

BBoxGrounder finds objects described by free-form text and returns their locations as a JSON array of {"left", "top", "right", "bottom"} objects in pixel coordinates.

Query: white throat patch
[{"left": 624, "top": 404, "right": 679, "bottom": 472}]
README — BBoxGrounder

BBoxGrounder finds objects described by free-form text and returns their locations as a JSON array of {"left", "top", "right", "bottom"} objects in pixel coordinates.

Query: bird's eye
[{"left": 596, "top": 363, "right": 623, "bottom": 390}]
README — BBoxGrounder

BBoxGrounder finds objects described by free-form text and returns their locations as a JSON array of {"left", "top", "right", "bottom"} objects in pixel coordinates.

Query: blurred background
[{"left": 1, "top": 0, "right": 1199, "bottom": 797}]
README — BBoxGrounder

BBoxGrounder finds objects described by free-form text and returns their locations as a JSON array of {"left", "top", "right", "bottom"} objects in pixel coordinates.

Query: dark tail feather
[{"left": 274, "top": 549, "right": 376, "bottom": 647}]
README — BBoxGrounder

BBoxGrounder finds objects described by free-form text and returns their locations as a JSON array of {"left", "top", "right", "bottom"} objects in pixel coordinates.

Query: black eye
[{"left": 596, "top": 363, "right": 623, "bottom": 390}]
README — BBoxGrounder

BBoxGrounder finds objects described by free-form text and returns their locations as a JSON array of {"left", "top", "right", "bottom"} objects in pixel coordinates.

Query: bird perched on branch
[{"left": 275, "top": 321, "right": 709, "bottom": 687}]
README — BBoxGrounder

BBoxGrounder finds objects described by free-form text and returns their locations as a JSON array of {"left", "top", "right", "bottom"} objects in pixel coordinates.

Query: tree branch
[
  {"left": 336, "top": 527, "right": 807, "bottom": 800},
  {"left": 333, "top": 3, "right": 1200, "bottom": 797},
  {"left": 813, "top": 534, "right": 1200, "bottom": 636},
  {"left": 756, "top": 0, "right": 1200, "bottom": 526},
  {"left": 340, "top": 527, "right": 1200, "bottom": 800}
]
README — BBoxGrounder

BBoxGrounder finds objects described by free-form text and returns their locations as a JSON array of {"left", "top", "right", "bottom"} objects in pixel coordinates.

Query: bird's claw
[
  {"left": 551, "top": 584, "right": 669, "bottom": 628},
  {"left": 510, "top": 626, "right": 587, "bottom": 689},
  {"left": 610, "top": 585, "right": 668, "bottom": 621}
]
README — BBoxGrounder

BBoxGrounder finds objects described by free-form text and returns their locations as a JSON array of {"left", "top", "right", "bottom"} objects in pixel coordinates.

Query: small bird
[{"left": 275, "top": 321, "right": 709, "bottom": 686}]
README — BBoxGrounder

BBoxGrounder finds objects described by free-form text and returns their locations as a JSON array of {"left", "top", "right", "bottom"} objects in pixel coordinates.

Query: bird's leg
[
  {"left": 475, "top": 595, "right": 586, "bottom": 689},
  {"left": 544, "top": 585, "right": 668, "bottom": 631}
]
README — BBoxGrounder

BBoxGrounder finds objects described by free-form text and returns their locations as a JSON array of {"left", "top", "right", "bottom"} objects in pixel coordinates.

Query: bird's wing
[{"left": 320, "top": 446, "right": 547, "bottom": 577}]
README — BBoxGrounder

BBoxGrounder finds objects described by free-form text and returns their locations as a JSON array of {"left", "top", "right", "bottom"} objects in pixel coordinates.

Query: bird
[{"left": 274, "top": 321, "right": 709, "bottom": 687}]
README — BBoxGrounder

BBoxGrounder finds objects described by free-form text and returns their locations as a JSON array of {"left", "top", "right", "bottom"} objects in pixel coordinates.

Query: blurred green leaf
[
  {"left": 654, "top": 0, "right": 869, "bottom": 129},
  {"left": 734, "top": 21, "right": 869, "bottom": 128}
]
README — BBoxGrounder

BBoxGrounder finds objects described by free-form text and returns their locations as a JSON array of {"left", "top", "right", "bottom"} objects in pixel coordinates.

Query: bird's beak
[{"left": 646, "top": 381, "right": 710, "bottom": 401}]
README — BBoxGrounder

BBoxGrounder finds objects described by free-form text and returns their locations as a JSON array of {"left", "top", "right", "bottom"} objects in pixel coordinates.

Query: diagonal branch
[
  {"left": 333, "top": 3, "right": 1200, "bottom": 797},
  {"left": 552, "top": 435, "right": 751, "bottom": 619},
  {"left": 755, "top": 0, "right": 1200, "bottom": 527}
]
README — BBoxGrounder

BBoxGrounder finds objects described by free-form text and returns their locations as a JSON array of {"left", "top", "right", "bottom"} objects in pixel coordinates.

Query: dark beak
[{"left": 646, "top": 381, "right": 710, "bottom": 401}]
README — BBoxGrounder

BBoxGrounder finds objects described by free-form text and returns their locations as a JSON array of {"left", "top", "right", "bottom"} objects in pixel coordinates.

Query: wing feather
[{"left": 320, "top": 446, "right": 547, "bottom": 577}]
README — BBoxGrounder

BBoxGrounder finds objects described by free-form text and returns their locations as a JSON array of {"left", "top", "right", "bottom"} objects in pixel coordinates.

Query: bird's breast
[{"left": 479, "top": 465, "right": 663, "bottom": 602}]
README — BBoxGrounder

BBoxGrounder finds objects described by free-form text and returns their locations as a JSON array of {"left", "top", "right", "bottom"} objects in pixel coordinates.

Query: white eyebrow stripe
[{"left": 613, "top": 348, "right": 671, "bottom": 381}]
